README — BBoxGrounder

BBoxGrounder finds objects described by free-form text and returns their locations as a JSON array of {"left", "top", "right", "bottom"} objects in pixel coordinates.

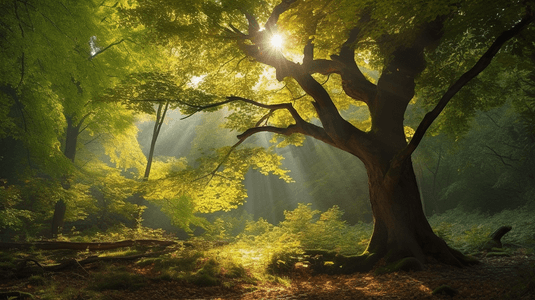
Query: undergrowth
[
  {"left": 3, "top": 203, "right": 535, "bottom": 300},
  {"left": 428, "top": 205, "right": 535, "bottom": 253}
]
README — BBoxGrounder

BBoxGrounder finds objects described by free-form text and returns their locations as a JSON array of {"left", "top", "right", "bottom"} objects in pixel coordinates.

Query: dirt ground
[{"left": 1, "top": 252, "right": 534, "bottom": 299}]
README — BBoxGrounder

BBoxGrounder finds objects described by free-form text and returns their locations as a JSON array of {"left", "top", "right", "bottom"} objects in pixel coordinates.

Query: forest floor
[{"left": 1, "top": 250, "right": 534, "bottom": 300}]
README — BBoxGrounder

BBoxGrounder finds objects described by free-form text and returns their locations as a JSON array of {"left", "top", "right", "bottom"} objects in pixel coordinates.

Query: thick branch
[
  {"left": 194, "top": 95, "right": 335, "bottom": 184},
  {"left": 237, "top": 1, "right": 367, "bottom": 144},
  {"left": 300, "top": 8, "right": 376, "bottom": 104},
  {"left": 392, "top": 13, "right": 534, "bottom": 170},
  {"left": 266, "top": 0, "right": 297, "bottom": 32},
  {"left": 181, "top": 95, "right": 304, "bottom": 119}
]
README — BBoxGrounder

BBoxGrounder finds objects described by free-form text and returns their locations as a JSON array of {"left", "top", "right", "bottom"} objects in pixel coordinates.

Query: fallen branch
[
  {"left": 9, "top": 251, "right": 171, "bottom": 279},
  {"left": 0, "top": 291, "right": 34, "bottom": 299},
  {"left": 43, "top": 251, "right": 169, "bottom": 272},
  {"left": 0, "top": 239, "right": 176, "bottom": 251}
]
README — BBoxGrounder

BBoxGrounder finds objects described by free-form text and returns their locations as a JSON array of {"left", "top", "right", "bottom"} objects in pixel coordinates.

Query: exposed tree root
[
  {"left": 305, "top": 243, "right": 479, "bottom": 275},
  {"left": 305, "top": 250, "right": 381, "bottom": 274}
]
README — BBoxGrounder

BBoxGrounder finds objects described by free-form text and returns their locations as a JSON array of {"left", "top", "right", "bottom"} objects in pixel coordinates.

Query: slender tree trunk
[
  {"left": 51, "top": 199, "right": 66, "bottom": 237},
  {"left": 64, "top": 115, "right": 79, "bottom": 163},
  {"left": 143, "top": 101, "right": 169, "bottom": 180},
  {"left": 414, "top": 161, "right": 426, "bottom": 216},
  {"left": 51, "top": 113, "right": 85, "bottom": 237}
]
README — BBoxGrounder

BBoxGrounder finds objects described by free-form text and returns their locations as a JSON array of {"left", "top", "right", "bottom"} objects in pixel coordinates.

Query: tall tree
[{"left": 124, "top": 0, "right": 534, "bottom": 270}]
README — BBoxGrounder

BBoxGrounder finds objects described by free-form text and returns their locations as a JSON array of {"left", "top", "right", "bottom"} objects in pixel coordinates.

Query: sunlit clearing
[{"left": 270, "top": 34, "right": 284, "bottom": 50}]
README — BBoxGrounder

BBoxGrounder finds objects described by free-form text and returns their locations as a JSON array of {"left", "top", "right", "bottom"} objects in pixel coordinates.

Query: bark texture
[{"left": 50, "top": 199, "right": 66, "bottom": 237}]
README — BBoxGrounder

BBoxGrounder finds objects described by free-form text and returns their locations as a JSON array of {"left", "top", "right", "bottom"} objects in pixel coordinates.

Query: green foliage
[
  {"left": 148, "top": 195, "right": 210, "bottom": 233},
  {"left": 202, "top": 203, "right": 373, "bottom": 278},
  {"left": 413, "top": 99, "right": 535, "bottom": 215},
  {"left": 429, "top": 206, "right": 535, "bottom": 253},
  {"left": 0, "top": 184, "right": 32, "bottom": 230},
  {"left": 82, "top": 224, "right": 169, "bottom": 243},
  {"left": 203, "top": 212, "right": 252, "bottom": 241},
  {"left": 138, "top": 249, "right": 253, "bottom": 287}
]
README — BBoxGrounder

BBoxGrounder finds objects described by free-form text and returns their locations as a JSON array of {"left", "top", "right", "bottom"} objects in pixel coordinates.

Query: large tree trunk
[{"left": 365, "top": 158, "right": 461, "bottom": 265}]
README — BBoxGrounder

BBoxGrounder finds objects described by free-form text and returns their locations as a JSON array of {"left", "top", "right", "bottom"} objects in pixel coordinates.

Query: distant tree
[
  {"left": 100, "top": 72, "right": 216, "bottom": 180},
  {"left": 123, "top": 0, "right": 534, "bottom": 271}
]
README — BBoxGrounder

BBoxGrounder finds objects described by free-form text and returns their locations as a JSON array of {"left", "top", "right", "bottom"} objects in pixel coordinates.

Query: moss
[
  {"left": 486, "top": 251, "right": 510, "bottom": 257},
  {"left": 432, "top": 284, "right": 459, "bottom": 296},
  {"left": 188, "top": 272, "right": 220, "bottom": 286},
  {"left": 480, "top": 239, "right": 501, "bottom": 251},
  {"left": 28, "top": 275, "right": 46, "bottom": 286},
  {"left": 375, "top": 257, "right": 423, "bottom": 275}
]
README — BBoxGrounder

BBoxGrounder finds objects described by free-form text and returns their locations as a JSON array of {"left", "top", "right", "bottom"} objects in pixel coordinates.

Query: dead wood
[
  {"left": 480, "top": 226, "right": 513, "bottom": 251},
  {"left": 8, "top": 251, "right": 170, "bottom": 278},
  {"left": 490, "top": 226, "right": 512, "bottom": 244},
  {"left": 0, "top": 239, "right": 176, "bottom": 251},
  {"left": 0, "top": 291, "right": 35, "bottom": 299}
]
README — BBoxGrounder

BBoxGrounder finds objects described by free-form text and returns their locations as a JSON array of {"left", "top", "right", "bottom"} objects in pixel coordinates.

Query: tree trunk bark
[
  {"left": 64, "top": 115, "right": 79, "bottom": 163},
  {"left": 51, "top": 199, "right": 66, "bottom": 237},
  {"left": 346, "top": 155, "right": 471, "bottom": 272},
  {"left": 51, "top": 114, "right": 83, "bottom": 237},
  {"left": 143, "top": 101, "right": 169, "bottom": 180}
]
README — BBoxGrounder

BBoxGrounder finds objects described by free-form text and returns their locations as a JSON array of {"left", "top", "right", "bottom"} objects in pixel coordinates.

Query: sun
[{"left": 270, "top": 34, "right": 284, "bottom": 50}]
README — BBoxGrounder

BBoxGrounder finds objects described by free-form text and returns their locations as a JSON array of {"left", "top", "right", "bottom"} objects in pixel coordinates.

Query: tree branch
[
  {"left": 266, "top": 0, "right": 298, "bottom": 32},
  {"left": 89, "top": 38, "right": 125, "bottom": 60},
  {"left": 301, "top": 11, "right": 377, "bottom": 104},
  {"left": 193, "top": 93, "right": 336, "bottom": 185},
  {"left": 484, "top": 145, "right": 516, "bottom": 167},
  {"left": 391, "top": 13, "right": 535, "bottom": 171}
]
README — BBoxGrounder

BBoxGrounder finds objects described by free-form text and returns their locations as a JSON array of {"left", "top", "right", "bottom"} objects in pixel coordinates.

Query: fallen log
[
  {"left": 43, "top": 251, "right": 169, "bottom": 272},
  {"left": 9, "top": 251, "right": 170, "bottom": 278},
  {"left": 0, "top": 291, "right": 35, "bottom": 299},
  {"left": 0, "top": 239, "right": 176, "bottom": 251}
]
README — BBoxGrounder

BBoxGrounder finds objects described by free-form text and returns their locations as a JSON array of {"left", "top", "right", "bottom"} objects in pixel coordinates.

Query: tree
[
  {"left": 100, "top": 72, "right": 215, "bottom": 180},
  {"left": 123, "top": 0, "right": 534, "bottom": 270},
  {"left": 0, "top": 0, "right": 152, "bottom": 236}
]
